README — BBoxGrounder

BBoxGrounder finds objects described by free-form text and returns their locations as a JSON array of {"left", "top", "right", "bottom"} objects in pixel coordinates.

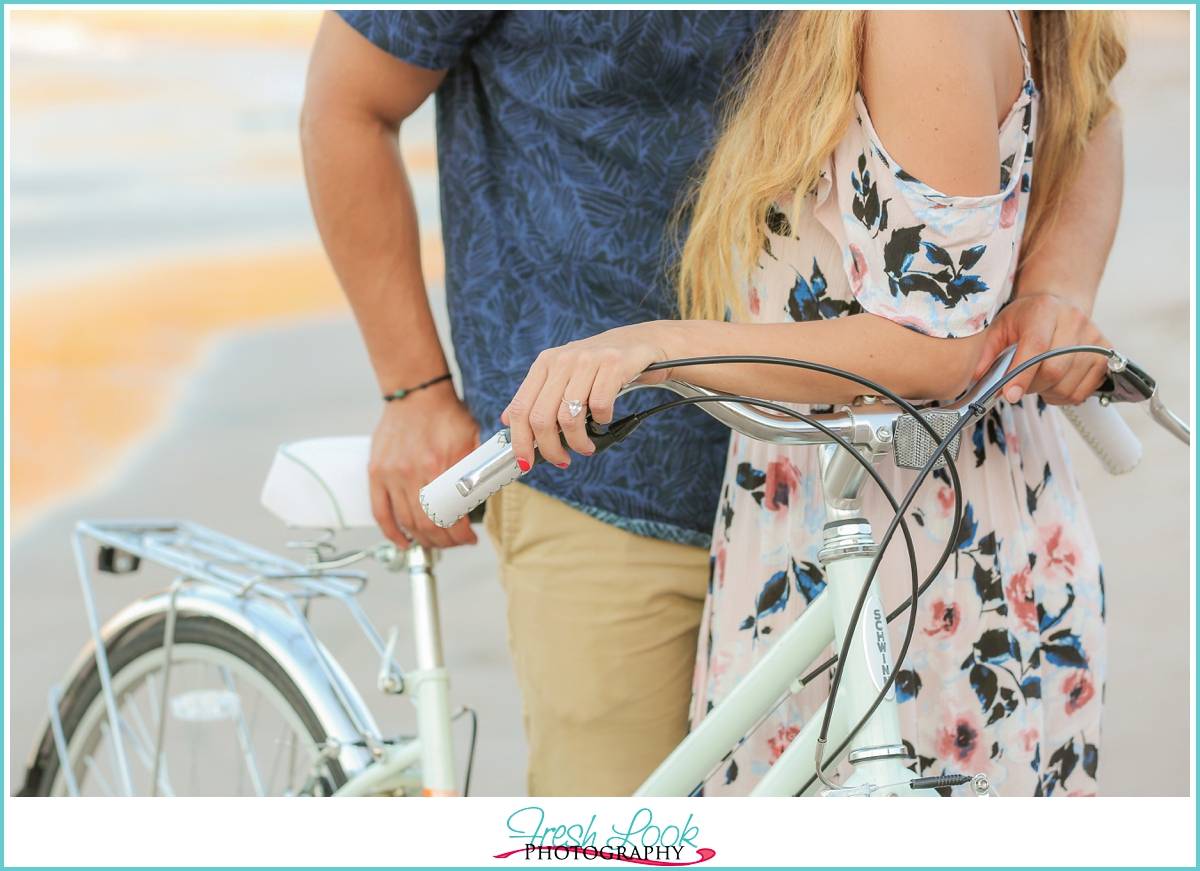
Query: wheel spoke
[
  {"left": 119, "top": 701, "right": 176, "bottom": 797},
  {"left": 265, "top": 721, "right": 289, "bottom": 794},
  {"left": 189, "top": 720, "right": 200, "bottom": 795},
  {"left": 83, "top": 755, "right": 115, "bottom": 797},
  {"left": 125, "top": 693, "right": 155, "bottom": 750},
  {"left": 146, "top": 673, "right": 160, "bottom": 724},
  {"left": 221, "top": 666, "right": 267, "bottom": 796},
  {"left": 97, "top": 722, "right": 127, "bottom": 796},
  {"left": 248, "top": 676, "right": 263, "bottom": 736},
  {"left": 248, "top": 682, "right": 267, "bottom": 790},
  {"left": 287, "top": 725, "right": 300, "bottom": 794},
  {"left": 60, "top": 621, "right": 331, "bottom": 797}
]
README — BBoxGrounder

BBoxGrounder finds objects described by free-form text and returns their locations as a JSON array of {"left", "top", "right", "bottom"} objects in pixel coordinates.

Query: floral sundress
[{"left": 691, "top": 14, "right": 1105, "bottom": 797}]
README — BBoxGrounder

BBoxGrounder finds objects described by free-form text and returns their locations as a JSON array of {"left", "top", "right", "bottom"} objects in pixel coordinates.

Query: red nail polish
[
  {"left": 517, "top": 458, "right": 531, "bottom": 472},
  {"left": 556, "top": 463, "right": 570, "bottom": 469}
]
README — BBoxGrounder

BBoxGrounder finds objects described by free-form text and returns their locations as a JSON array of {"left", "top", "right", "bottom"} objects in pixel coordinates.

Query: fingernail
[
  {"left": 517, "top": 458, "right": 531, "bottom": 472},
  {"left": 556, "top": 462, "right": 570, "bottom": 469},
  {"left": 582, "top": 451, "right": 594, "bottom": 457},
  {"left": 1006, "top": 387, "right": 1023, "bottom": 403}
]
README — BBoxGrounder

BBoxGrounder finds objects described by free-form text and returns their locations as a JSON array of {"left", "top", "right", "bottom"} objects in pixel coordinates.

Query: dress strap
[{"left": 1008, "top": 10, "right": 1033, "bottom": 80}]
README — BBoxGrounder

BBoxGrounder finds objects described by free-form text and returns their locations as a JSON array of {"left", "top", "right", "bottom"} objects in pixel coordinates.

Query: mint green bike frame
[
  {"left": 636, "top": 437, "right": 920, "bottom": 798},
  {"left": 331, "top": 436, "right": 921, "bottom": 799}
]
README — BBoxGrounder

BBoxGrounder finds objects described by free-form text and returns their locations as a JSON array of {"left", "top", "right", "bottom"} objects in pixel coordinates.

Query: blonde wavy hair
[{"left": 675, "top": 11, "right": 1127, "bottom": 322}]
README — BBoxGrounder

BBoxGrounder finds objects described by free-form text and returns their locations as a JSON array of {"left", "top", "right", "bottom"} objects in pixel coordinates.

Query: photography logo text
[{"left": 494, "top": 807, "right": 716, "bottom": 865}]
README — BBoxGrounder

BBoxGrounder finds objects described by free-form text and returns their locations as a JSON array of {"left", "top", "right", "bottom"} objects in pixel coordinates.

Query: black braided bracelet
[{"left": 383, "top": 373, "right": 453, "bottom": 401}]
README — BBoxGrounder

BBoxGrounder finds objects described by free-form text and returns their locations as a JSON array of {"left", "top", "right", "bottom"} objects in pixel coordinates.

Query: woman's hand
[
  {"left": 501, "top": 323, "right": 676, "bottom": 469},
  {"left": 973, "top": 293, "right": 1111, "bottom": 406}
]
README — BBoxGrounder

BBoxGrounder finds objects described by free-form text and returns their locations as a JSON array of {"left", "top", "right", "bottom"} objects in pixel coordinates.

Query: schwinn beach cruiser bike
[{"left": 20, "top": 346, "right": 1189, "bottom": 798}]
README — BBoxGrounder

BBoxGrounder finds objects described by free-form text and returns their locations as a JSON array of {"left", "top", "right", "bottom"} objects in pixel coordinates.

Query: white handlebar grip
[
  {"left": 1060, "top": 397, "right": 1142, "bottom": 475},
  {"left": 419, "top": 430, "right": 525, "bottom": 527}
]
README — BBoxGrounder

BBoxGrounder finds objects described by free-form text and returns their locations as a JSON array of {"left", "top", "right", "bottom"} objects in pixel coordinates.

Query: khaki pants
[{"left": 485, "top": 482, "right": 709, "bottom": 796}]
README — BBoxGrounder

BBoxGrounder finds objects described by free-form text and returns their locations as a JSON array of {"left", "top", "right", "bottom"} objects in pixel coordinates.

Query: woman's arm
[
  {"left": 502, "top": 316, "right": 983, "bottom": 468},
  {"left": 973, "top": 113, "right": 1123, "bottom": 404},
  {"left": 504, "top": 12, "right": 1022, "bottom": 469}
]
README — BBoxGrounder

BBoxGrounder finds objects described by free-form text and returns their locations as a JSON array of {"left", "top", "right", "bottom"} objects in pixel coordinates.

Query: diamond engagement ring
[{"left": 562, "top": 398, "right": 585, "bottom": 418}]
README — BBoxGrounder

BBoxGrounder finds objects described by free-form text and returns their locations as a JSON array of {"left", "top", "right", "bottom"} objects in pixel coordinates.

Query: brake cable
[
  {"left": 636, "top": 393, "right": 931, "bottom": 791},
  {"left": 583, "top": 354, "right": 964, "bottom": 791},
  {"left": 795, "top": 345, "right": 1118, "bottom": 794},
  {"left": 639, "top": 356, "right": 966, "bottom": 790},
  {"left": 577, "top": 347, "right": 1118, "bottom": 795}
]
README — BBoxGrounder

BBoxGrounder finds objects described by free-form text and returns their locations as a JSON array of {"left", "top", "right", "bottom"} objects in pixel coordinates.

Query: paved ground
[
  {"left": 8, "top": 22, "right": 1191, "bottom": 798},
  {"left": 7, "top": 315, "right": 527, "bottom": 797},
  {"left": 1074, "top": 21, "right": 1192, "bottom": 797}
]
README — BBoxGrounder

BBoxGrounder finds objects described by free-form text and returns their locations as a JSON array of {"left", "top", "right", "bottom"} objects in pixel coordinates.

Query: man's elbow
[
  {"left": 298, "top": 94, "right": 319, "bottom": 157},
  {"left": 298, "top": 91, "right": 337, "bottom": 177},
  {"left": 299, "top": 87, "right": 383, "bottom": 175},
  {"left": 299, "top": 88, "right": 342, "bottom": 151}
]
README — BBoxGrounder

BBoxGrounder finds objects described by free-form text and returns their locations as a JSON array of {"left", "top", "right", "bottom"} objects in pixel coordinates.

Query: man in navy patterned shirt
[
  {"left": 302, "top": 10, "right": 765, "bottom": 796},
  {"left": 301, "top": 10, "right": 1124, "bottom": 796}
]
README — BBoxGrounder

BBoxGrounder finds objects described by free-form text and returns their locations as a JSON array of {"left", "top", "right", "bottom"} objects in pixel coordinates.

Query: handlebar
[
  {"left": 419, "top": 346, "right": 1189, "bottom": 528},
  {"left": 639, "top": 346, "right": 1018, "bottom": 446}
]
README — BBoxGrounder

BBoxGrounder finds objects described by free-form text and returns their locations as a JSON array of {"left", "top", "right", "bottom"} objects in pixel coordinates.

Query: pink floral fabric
[
  {"left": 813, "top": 84, "right": 1034, "bottom": 339},
  {"left": 692, "top": 16, "right": 1105, "bottom": 796}
]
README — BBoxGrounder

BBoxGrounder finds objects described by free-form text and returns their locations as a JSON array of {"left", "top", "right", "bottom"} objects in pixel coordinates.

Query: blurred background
[{"left": 6, "top": 10, "right": 1193, "bottom": 797}]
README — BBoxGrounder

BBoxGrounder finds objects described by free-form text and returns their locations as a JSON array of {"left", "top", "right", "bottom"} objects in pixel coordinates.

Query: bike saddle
[{"left": 261, "top": 436, "right": 376, "bottom": 530}]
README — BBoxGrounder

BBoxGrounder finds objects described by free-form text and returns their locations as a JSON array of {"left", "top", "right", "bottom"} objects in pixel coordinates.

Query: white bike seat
[{"left": 260, "top": 436, "right": 377, "bottom": 530}]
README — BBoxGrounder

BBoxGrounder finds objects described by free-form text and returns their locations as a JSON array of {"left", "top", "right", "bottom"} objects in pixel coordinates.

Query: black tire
[{"left": 20, "top": 613, "right": 346, "bottom": 796}]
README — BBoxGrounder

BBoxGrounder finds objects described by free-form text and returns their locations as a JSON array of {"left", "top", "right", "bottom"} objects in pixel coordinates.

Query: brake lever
[
  {"left": 526, "top": 414, "right": 645, "bottom": 471},
  {"left": 1094, "top": 355, "right": 1156, "bottom": 404},
  {"left": 1092, "top": 353, "right": 1189, "bottom": 446}
]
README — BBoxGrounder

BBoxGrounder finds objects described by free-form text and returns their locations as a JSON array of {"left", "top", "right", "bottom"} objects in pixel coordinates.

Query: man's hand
[
  {"left": 973, "top": 294, "right": 1110, "bottom": 406},
  {"left": 370, "top": 383, "right": 481, "bottom": 548}
]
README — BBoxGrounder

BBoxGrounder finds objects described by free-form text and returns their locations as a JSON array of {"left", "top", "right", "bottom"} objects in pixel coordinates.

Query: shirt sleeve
[
  {"left": 818, "top": 96, "right": 1030, "bottom": 339},
  {"left": 338, "top": 11, "right": 498, "bottom": 71}
]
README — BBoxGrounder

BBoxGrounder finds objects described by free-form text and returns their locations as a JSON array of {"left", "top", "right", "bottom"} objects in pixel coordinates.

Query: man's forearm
[
  {"left": 302, "top": 114, "right": 448, "bottom": 393},
  {"left": 1016, "top": 112, "right": 1124, "bottom": 315},
  {"left": 300, "top": 35, "right": 448, "bottom": 394},
  {"left": 301, "top": 14, "right": 480, "bottom": 550}
]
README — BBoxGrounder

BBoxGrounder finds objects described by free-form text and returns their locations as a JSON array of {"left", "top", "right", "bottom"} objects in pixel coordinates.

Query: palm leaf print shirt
[{"left": 340, "top": 11, "right": 765, "bottom": 546}]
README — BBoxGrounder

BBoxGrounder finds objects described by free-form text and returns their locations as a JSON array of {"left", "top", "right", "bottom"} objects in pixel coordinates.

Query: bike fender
[{"left": 58, "top": 585, "right": 378, "bottom": 781}]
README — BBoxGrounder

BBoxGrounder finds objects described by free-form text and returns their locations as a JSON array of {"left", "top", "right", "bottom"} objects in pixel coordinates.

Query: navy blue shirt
[{"left": 340, "top": 11, "right": 765, "bottom": 547}]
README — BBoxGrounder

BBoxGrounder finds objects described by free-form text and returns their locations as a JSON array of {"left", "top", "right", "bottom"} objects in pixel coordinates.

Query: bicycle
[{"left": 20, "top": 345, "right": 1189, "bottom": 797}]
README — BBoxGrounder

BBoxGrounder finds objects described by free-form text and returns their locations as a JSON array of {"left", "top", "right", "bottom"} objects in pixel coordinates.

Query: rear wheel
[{"left": 22, "top": 614, "right": 346, "bottom": 796}]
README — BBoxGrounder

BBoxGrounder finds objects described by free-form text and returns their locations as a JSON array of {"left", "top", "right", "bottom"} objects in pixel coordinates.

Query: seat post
[
  {"left": 406, "top": 545, "right": 445, "bottom": 671},
  {"left": 405, "top": 544, "right": 457, "bottom": 795}
]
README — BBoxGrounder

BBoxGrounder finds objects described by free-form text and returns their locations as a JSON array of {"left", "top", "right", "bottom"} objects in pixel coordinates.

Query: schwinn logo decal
[
  {"left": 497, "top": 807, "right": 716, "bottom": 865},
  {"left": 862, "top": 595, "right": 895, "bottom": 700}
]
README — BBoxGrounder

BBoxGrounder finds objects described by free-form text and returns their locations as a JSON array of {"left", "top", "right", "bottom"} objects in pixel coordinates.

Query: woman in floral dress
[{"left": 502, "top": 11, "right": 1127, "bottom": 796}]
